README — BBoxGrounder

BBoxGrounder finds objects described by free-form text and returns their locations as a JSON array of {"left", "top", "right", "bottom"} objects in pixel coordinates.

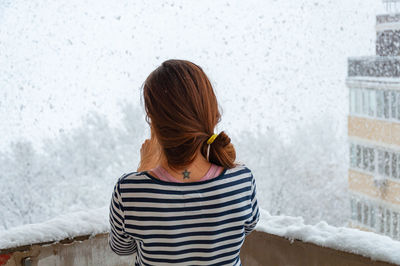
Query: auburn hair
[{"left": 142, "top": 59, "right": 236, "bottom": 170}]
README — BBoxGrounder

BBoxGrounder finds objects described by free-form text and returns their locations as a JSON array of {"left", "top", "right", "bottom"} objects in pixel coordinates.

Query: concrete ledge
[
  {"left": 0, "top": 231, "right": 397, "bottom": 266},
  {"left": 240, "top": 230, "right": 396, "bottom": 266},
  {"left": 0, "top": 234, "right": 132, "bottom": 266}
]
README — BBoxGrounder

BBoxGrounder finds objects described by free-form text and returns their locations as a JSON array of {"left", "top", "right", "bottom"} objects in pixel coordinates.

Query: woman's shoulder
[
  {"left": 225, "top": 163, "right": 253, "bottom": 179},
  {"left": 229, "top": 163, "right": 251, "bottom": 173},
  {"left": 115, "top": 171, "right": 149, "bottom": 184}
]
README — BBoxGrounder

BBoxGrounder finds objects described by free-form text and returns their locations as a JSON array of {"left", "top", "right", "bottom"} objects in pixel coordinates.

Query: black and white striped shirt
[{"left": 108, "top": 164, "right": 260, "bottom": 266}]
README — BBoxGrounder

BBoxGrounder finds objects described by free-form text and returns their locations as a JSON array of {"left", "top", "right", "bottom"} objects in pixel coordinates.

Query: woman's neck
[{"left": 160, "top": 151, "right": 212, "bottom": 182}]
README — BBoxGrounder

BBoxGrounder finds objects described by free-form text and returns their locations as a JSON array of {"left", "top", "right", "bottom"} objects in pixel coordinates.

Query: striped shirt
[{"left": 108, "top": 164, "right": 260, "bottom": 266}]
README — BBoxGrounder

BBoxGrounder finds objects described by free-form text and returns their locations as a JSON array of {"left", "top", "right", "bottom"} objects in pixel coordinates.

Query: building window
[
  {"left": 350, "top": 144, "right": 356, "bottom": 168},
  {"left": 397, "top": 92, "right": 400, "bottom": 120},
  {"left": 369, "top": 89, "right": 376, "bottom": 116},
  {"left": 350, "top": 195, "right": 400, "bottom": 239},
  {"left": 384, "top": 151, "right": 391, "bottom": 177},
  {"left": 398, "top": 154, "right": 400, "bottom": 179},
  {"left": 391, "top": 91, "right": 397, "bottom": 119},
  {"left": 379, "top": 206, "right": 385, "bottom": 234},
  {"left": 357, "top": 201, "right": 362, "bottom": 223},
  {"left": 362, "top": 147, "right": 369, "bottom": 170},
  {"left": 370, "top": 205, "right": 376, "bottom": 229},
  {"left": 377, "top": 90, "right": 384, "bottom": 118},
  {"left": 384, "top": 91, "right": 390, "bottom": 119},
  {"left": 363, "top": 89, "right": 369, "bottom": 115},
  {"left": 350, "top": 88, "right": 400, "bottom": 121},
  {"left": 378, "top": 150, "right": 385, "bottom": 175},
  {"left": 363, "top": 203, "right": 369, "bottom": 225},
  {"left": 356, "top": 89, "right": 362, "bottom": 114},
  {"left": 386, "top": 209, "right": 392, "bottom": 236},
  {"left": 393, "top": 212, "right": 399, "bottom": 240},
  {"left": 350, "top": 198, "right": 357, "bottom": 220},
  {"left": 349, "top": 143, "right": 398, "bottom": 179},
  {"left": 349, "top": 88, "right": 400, "bottom": 120},
  {"left": 356, "top": 145, "right": 362, "bottom": 169},
  {"left": 392, "top": 153, "right": 398, "bottom": 179},
  {"left": 369, "top": 148, "right": 375, "bottom": 172},
  {"left": 350, "top": 89, "right": 356, "bottom": 114}
]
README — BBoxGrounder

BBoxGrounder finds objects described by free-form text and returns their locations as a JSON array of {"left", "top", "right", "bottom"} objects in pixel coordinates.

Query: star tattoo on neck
[{"left": 182, "top": 169, "right": 191, "bottom": 179}]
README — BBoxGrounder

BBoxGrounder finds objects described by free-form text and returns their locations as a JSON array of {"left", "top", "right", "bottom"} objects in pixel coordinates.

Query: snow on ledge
[
  {"left": 0, "top": 207, "right": 399, "bottom": 265},
  {"left": 256, "top": 209, "right": 400, "bottom": 265},
  {"left": 0, "top": 207, "right": 110, "bottom": 250}
]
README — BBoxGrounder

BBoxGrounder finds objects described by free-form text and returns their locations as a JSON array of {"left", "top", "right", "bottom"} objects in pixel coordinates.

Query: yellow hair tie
[{"left": 207, "top": 133, "right": 218, "bottom": 145}]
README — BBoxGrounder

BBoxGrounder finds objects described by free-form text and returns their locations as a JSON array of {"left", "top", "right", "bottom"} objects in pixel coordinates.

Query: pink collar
[{"left": 150, "top": 164, "right": 222, "bottom": 183}]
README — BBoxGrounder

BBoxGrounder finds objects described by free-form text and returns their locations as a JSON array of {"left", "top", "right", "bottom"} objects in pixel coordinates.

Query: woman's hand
[{"left": 137, "top": 129, "right": 161, "bottom": 171}]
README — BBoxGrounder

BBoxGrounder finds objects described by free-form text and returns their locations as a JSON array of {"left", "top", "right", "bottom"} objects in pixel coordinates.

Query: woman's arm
[
  {"left": 109, "top": 179, "right": 137, "bottom": 255},
  {"left": 244, "top": 173, "right": 260, "bottom": 236}
]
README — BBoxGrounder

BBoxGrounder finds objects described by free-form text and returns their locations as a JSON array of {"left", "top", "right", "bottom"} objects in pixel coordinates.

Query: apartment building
[{"left": 347, "top": 4, "right": 400, "bottom": 240}]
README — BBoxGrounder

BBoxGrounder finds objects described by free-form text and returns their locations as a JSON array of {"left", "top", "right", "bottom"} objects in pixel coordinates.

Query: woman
[{"left": 109, "top": 59, "right": 260, "bottom": 265}]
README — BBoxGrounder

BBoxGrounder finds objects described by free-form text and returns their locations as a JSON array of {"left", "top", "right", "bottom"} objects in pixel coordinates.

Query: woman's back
[{"left": 109, "top": 164, "right": 259, "bottom": 266}]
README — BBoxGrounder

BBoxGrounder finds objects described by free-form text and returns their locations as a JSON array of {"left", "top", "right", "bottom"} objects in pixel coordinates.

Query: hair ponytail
[{"left": 201, "top": 131, "right": 236, "bottom": 169}]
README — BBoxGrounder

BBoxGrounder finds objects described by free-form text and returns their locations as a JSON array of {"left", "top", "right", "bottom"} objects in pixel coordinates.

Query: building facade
[{"left": 347, "top": 7, "right": 400, "bottom": 240}]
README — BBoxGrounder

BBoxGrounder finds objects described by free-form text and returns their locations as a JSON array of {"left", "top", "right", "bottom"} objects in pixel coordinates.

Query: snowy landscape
[{"left": 1, "top": 0, "right": 397, "bottom": 259}]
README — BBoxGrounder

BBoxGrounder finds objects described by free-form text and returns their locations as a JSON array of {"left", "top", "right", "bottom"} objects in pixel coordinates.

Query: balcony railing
[
  {"left": 348, "top": 57, "right": 400, "bottom": 77},
  {"left": 0, "top": 230, "right": 398, "bottom": 266},
  {"left": 1, "top": 208, "right": 400, "bottom": 266},
  {"left": 377, "top": 13, "right": 400, "bottom": 24}
]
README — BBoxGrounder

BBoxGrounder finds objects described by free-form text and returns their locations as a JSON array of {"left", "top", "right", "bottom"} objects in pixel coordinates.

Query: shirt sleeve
[
  {"left": 108, "top": 177, "right": 137, "bottom": 256},
  {"left": 244, "top": 173, "right": 260, "bottom": 236}
]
